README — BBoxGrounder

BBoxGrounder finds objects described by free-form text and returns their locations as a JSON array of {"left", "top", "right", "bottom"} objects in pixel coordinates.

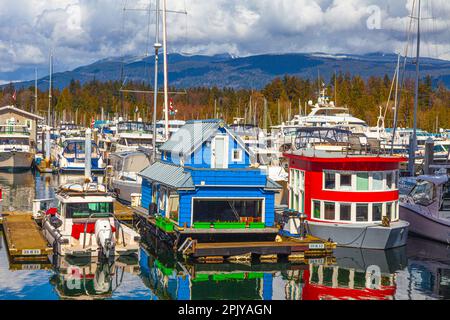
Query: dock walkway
[{"left": 1, "top": 212, "right": 52, "bottom": 261}]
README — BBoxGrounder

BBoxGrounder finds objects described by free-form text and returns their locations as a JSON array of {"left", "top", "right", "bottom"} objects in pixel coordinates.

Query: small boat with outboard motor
[{"left": 33, "top": 182, "right": 140, "bottom": 259}]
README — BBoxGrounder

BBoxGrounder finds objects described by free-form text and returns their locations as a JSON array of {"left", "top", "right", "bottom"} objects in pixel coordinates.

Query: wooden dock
[
  {"left": 114, "top": 202, "right": 135, "bottom": 223},
  {"left": 186, "top": 236, "right": 335, "bottom": 262},
  {"left": 1, "top": 212, "right": 53, "bottom": 261}
]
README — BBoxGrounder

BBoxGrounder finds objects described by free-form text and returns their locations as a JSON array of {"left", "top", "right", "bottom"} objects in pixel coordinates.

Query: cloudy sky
[{"left": 1, "top": 0, "right": 450, "bottom": 82}]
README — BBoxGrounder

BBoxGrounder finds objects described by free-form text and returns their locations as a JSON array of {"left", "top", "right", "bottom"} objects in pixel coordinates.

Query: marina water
[{"left": 0, "top": 171, "right": 448, "bottom": 300}]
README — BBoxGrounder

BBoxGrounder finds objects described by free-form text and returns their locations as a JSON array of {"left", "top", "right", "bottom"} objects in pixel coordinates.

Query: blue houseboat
[{"left": 136, "top": 119, "right": 281, "bottom": 247}]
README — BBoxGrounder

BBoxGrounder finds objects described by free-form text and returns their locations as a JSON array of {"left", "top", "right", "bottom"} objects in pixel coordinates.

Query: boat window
[
  {"left": 0, "top": 138, "right": 29, "bottom": 145},
  {"left": 313, "top": 200, "right": 321, "bottom": 219},
  {"left": 192, "top": 199, "right": 263, "bottom": 223},
  {"left": 372, "top": 172, "right": 384, "bottom": 191},
  {"left": 340, "top": 203, "right": 352, "bottom": 221},
  {"left": 324, "top": 202, "right": 335, "bottom": 220},
  {"left": 339, "top": 173, "right": 352, "bottom": 190},
  {"left": 65, "top": 202, "right": 113, "bottom": 219},
  {"left": 372, "top": 203, "right": 383, "bottom": 221},
  {"left": 356, "top": 204, "right": 369, "bottom": 222},
  {"left": 386, "top": 172, "right": 394, "bottom": 190},
  {"left": 356, "top": 173, "right": 369, "bottom": 191},
  {"left": 441, "top": 183, "right": 450, "bottom": 211},
  {"left": 409, "top": 181, "right": 434, "bottom": 206},
  {"left": 324, "top": 172, "right": 336, "bottom": 190}
]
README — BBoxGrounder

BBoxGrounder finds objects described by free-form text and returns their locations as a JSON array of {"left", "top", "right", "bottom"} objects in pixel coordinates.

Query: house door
[{"left": 212, "top": 136, "right": 228, "bottom": 168}]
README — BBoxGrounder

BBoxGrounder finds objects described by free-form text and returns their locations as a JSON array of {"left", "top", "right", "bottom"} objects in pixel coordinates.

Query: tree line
[{"left": 0, "top": 73, "right": 448, "bottom": 132}]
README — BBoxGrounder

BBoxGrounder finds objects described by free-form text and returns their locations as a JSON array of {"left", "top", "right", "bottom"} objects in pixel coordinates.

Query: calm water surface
[{"left": 0, "top": 171, "right": 449, "bottom": 300}]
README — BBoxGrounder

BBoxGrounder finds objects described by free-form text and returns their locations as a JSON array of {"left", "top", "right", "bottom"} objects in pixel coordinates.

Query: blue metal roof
[
  {"left": 139, "top": 161, "right": 195, "bottom": 190},
  {"left": 159, "top": 119, "right": 222, "bottom": 155}
]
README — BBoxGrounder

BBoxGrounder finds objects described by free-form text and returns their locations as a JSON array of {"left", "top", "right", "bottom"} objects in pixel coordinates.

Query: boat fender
[{"left": 49, "top": 216, "right": 63, "bottom": 229}]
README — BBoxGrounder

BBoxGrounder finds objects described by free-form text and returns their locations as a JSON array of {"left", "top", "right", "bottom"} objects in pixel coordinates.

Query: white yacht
[
  {"left": 115, "top": 121, "right": 155, "bottom": 153},
  {"left": 34, "top": 183, "right": 140, "bottom": 259},
  {"left": 107, "top": 151, "right": 151, "bottom": 203},
  {"left": 0, "top": 123, "right": 35, "bottom": 171},
  {"left": 399, "top": 173, "right": 450, "bottom": 244}
]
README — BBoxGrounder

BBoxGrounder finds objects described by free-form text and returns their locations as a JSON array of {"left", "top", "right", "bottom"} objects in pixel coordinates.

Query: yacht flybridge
[{"left": 34, "top": 183, "right": 140, "bottom": 259}]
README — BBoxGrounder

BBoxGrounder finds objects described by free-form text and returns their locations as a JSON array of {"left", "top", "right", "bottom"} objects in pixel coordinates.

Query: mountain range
[{"left": 5, "top": 52, "right": 450, "bottom": 91}]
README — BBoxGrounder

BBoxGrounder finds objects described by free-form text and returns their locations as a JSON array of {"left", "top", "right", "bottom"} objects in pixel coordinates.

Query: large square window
[
  {"left": 313, "top": 201, "right": 321, "bottom": 219},
  {"left": 340, "top": 204, "right": 352, "bottom": 221},
  {"left": 340, "top": 173, "right": 352, "bottom": 190},
  {"left": 324, "top": 202, "right": 335, "bottom": 220},
  {"left": 372, "top": 203, "right": 383, "bottom": 221},
  {"left": 356, "top": 204, "right": 369, "bottom": 222},
  {"left": 357, "top": 173, "right": 369, "bottom": 191},
  {"left": 324, "top": 172, "right": 336, "bottom": 190}
]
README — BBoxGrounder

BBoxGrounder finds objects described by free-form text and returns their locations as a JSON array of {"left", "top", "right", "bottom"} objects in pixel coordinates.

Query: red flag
[
  {"left": 12, "top": 90, "right": 16, "bottom": 102},
  {"left": 91, "top": 117, "right": 95, "bottom": 129}
]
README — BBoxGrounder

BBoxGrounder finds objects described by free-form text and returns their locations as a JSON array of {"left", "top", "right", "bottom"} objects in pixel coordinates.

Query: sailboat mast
[
  {"left": 408, "top": 0, "right": 421, "bottom": 176},
  {"left": 34, "top": 68, "right": 38, "bottom": 114},
  {"left": 162, "top": 0, "right": 169, "bottom": 141},
  {"left": 153, "top": 0, "right": 162, "bottom": 161},
  {"left": 48, "top": 53, "right": 53, "bottom": 127},
  {"left": 390, "top": 53, "right": 401, "bottom": 155}
]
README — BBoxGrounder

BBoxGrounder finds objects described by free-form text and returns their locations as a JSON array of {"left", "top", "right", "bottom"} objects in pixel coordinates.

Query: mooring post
[
  {"left": 423, "top": 137, "right": 434, "bottom": 175},
  {"left": 85, "top": 128, "right": 92, "bottom": 180}
]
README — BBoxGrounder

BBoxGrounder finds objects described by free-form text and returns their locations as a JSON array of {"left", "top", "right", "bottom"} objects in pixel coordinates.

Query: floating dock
[
  {"left": 1, "top": 212, "right": 52, "bottom": 261},
  {"left": 184, "top": 236, "right": 335, "bottom": 263},
  {"left": 114, "top": 202, "right": 135, "bottom": 223}
]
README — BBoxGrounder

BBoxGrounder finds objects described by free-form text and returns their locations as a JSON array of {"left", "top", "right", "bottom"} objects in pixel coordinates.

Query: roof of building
[
  {"left": 284, "top": 149, "right": 407, "bottom": 163},
  {"left": 139, "top": 161, "right": 195, "bottom": 190},
  {"left": 159, "top": 119, "right": 253, "bottom": 158},
  {"left": 0, "top": 105, "right": 44, "bottom": 120}
]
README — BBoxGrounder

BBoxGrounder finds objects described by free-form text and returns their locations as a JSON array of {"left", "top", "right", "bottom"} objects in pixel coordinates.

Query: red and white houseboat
[{"left": 283, "top": 147, "right": 409, "bottom": 249}]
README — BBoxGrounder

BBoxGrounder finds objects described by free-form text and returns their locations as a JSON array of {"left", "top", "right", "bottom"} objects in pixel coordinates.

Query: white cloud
[{"left": 0, "top": 0, "right": 449, "bottom": 81}]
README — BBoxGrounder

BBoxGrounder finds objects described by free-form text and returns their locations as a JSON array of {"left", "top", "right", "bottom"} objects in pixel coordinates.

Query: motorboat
[
  {"left": 107, "top": 151, "right": 151, "bottom": 203},
  {"left": 34, "top": 183, "right": 140, "bottom": 259},
  {"left": 399, "top": 174, "right": 450, "bottom": 244},
  {"left": 0, "top": 124, "right": 35, "bottom": 171}
]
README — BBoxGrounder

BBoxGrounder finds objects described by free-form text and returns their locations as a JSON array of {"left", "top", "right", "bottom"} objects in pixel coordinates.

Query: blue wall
[{"left": 165, "top": 128, "right": 251, "bottom": 169}]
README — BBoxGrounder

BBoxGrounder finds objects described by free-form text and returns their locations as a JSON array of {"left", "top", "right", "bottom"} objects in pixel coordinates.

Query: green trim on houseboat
[
  {"left": 193, "top": 222, "right": 212, "bottom": 229},
  {"left": 213, "top": 222, "right": 247, "bottom": 229},
  {"left": 249, "top": 222, "right": 265, "bottom": 229}
]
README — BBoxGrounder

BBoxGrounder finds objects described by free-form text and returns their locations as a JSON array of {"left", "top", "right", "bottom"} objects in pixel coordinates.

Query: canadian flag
[
  {"left": 12, "top": 90, "right": 16, "bottom": 102},
  {"left": 91, "top": 117, "right": 95, "bottom": 129}
]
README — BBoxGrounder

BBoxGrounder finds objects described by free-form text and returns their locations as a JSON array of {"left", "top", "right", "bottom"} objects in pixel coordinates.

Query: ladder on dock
[{"left": 1, "top": 212, "right": 52, "bottom": 261}]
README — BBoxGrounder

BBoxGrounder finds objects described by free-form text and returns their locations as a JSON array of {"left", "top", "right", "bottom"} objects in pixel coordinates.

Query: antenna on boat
[{"left": 408, "top": 0, "right": 422, "bottom": 176}]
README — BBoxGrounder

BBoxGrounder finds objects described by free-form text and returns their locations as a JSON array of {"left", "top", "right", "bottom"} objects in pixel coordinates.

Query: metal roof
[
  {"left": 159, "top": 119, "right": 221, "bottom": 155},
  {"left": 0, "top": 105, "right": 44, "bottom": 120},
  {"left": 265, "top": 178, "right": 283, "bottom": 191},
  {"left": 139, "top": 161, "right": 195, "bottom": 190}
]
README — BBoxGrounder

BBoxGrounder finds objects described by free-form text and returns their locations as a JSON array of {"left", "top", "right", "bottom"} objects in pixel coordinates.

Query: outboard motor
[
  {"left": 93, "top": 263, "right": 112, "bottom": 294},
  {"left": 95, "top": 220, "right": 115, "bottom": 260}
]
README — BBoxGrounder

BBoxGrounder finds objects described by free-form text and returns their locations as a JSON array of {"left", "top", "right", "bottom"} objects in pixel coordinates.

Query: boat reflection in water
[
  {"left": 302, "top": 247, "right": 407, "bottom": 300},
  {"left": 49, "top": 256, "right": 140, "bottom": 300},
  {"left": 396, "top": 236, "right": 450, "bottom": 300},
  {"left": 138, "top": 238, "right": 408, "bottom": 300}
]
